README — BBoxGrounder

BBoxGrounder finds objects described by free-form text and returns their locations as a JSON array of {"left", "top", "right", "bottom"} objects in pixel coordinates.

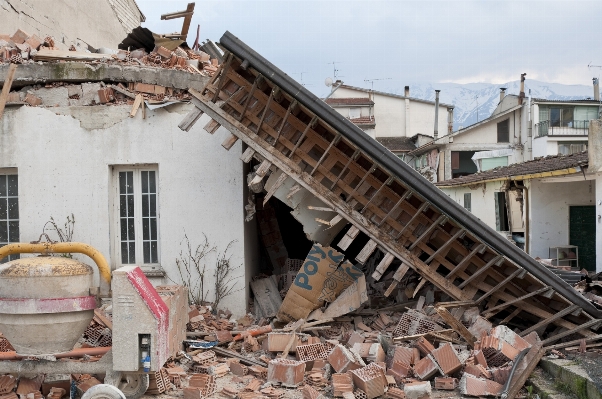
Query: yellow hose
[{"left": 0, "top": 242, "right": 111, "bottom": 283}]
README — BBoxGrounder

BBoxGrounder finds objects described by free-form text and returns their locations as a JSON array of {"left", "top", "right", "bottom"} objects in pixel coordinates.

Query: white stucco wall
[
  {"left": 528, "top": 179, "right": 595, "bottom": 259},
  {"left": 0, "top": 103, "right": 250, "bottom": 315},
  {"left": 1, "top": 0, "right": 143, "bottom": 49},
  {"left": 439, "top": 181, "right": 505, "bottom": 233},
  {"left": 329, "top": 86, "right": 449, "bottom": 138}
]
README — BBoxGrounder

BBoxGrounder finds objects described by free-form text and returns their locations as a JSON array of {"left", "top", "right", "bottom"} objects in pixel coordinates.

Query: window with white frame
[
  {"left": 0, "top": 173, "right": 19, "bottom": 263},
  {"left": 112, "top": 166, "right": 160, "bottom": 270}
]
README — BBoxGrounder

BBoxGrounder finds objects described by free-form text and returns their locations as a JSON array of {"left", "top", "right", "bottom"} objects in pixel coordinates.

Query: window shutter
[
  {"left": 451, "top": 152, "right": 460, "bottom": 170},
  {"left": 497, "top": 119, "right": 509, "bottom": 142},
  {"left": 463, "top": 193, "right": 471, "bottom": 212}
]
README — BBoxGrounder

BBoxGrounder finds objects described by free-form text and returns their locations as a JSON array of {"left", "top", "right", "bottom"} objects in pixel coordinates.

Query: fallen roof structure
[{"left": 179, "top": 31, "right": 602, "bottom": 362}]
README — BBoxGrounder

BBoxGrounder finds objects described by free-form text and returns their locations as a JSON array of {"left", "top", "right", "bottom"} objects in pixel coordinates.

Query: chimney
[
  {"left": 434, "top": 90, "right": 440, "bottom": 139},
  {"left": 519, "top": 73, "right": 526, "bottom": 105},
  {"left": 499, "top": 87, "right": 507, "bottom": 103},
  {"left": 404, "top": 86, "right": 410, "bottom": 97},
  {"left": 594, "top": 78, "right": 600, "bottom": 101},
  {"left": 447, "top": 107, "right": 454, "bottom": 134}
]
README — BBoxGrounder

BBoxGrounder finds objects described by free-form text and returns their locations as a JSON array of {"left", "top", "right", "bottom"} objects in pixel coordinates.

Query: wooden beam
[
  {"left": 361, "top": 177, "right": 393, "bottom": 213},
  {"left": 542, "top": 319, "right": 602, "bottom": 347},
  {"left": 504, "top": 345, "right": 545, "bottom": 399},
  {"left": 520, "top": 304, "right": 580, "bottom": 337},
  {"left": 458, "top": 255, "right": 504, "bottom": 289},
  {"left": 212, "top": 53, "right": 233, "bottom": 103},
  {"left": 408, "top": 215, "right": 447, "bottom": 250},
  {"left": 356, "top": 239, "right": 378, "bottom": 264},
  {"left": 474, "top": 268, "right": 524, "bottom": 305},
  {"left": 424, "top": 228, "right": 465, "bottom": 264},
  {"left": 544, "top": 333, "right": 602, "bottom": 350},
  {"left": 384, "top": 263, "right": 410, "bottom": 297},
  {"left": 237, "top": 75, "right": 262, "bottom": 121},
  {"left": 129, "top": 94, "right": 143, "bottom": 118},
  {"left": 288, "top": 116, "right": 317, "bottom": 159},
  {"left": 240, "top": 147, "right": 255, "bottom": 163},
  {"left": 221, "top": 133, "right": 239, "bottom": 150},
  {"left": 263, "top": 172, "right": 288, "bottom": 206},
  {"left": 310, "top": 134, "right": 340, "bottom": 176},
  {"left": 372, "top": 252, "right": 395, "bottom": 280},
  {"left": 274, "top": 100, "right": 297, "bottom": 145},
  {"left": 395, "top": 202, "right": 429, "bottom": 240},
  {"left": 446, "top": 243, "right": 486, "bottom": 279},
  {"left": 250, "top": 159, "right": 271, "bottom": 185},
  {"left": 178, "top": 106, "right": 203, "bottom": 131},
  {"left": 338, "top": 225, "right": 360, "bottom": 250},
  {"left": 255, "top": 89, "right": 274, "bottom": 134},
  {"left": 378, "top": 190, "right": 411, "bottom": 227},
  {"left": 482, "top": 286, "right": 551, "bottom": 318},
  {"left": 180, "top": 3, "right": 196, "bottom": 39},
  {"left": 435, "top": 306, "right": 477, "bottom": 348},
  {"left": 0, "top": 63, "right": 17, "bottom": 120},
  {"left": 501, "top": 307, "right": 523, "bottom": 324}
]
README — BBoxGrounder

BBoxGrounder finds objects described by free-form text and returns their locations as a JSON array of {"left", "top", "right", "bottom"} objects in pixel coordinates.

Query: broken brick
[
  {"left": 434, "top": 376, "right": 458, "bottom": 390},
  {"left": 10, "top": 29, "right": 29, "bottom": 44},
  {"left": 156, "top": 46, "right": 173, "bottom": 59},
  {"left": 386, "top": 387, "right": 406, "bottom": 399},
  {"left": 229, "top": 361, "right": 249, "bottom": 376},
  {"left": 403, "top": 381, "right": 431, "bottom": 399},
  {"left": 328, "top": 344, "right": 364, "bottom": 373},
  {"left": 392, "top": 346, "right": 418, "bottom": 366},
  {"left": 331, "top": 373, "right": 353, "bottom": 397},
  {"left": 25, "top": 35, "right": 42, "bottom": 50},
  {"left": 97, "top": 87, "right": 114, "bottom": 104},
  {"left": 414, "top": 337, "right": 435, "bottom": 356},
  {"left": 24, "top": 93, "right": 42, "bottom": 106},
  {"left": 267, "top": 358, "right": 305, "bottom": 387},
  {"left": 349, "top": 363, "right": 387, "bottom": 399},
  {"left": 412, "top": 355, "right": 440, "bottom": 380},
  {"left": 459, "top": 373, "right": 503, "bottom": 397},
  {"left": 430, "top": 343, "right": 462, "bottom": 375}
]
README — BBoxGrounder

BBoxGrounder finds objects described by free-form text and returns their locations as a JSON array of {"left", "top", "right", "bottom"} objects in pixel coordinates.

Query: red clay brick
[
  {"left": 460, "top": 373, "right": 503, "bottom": 396},
  {"left": 434, "top": 377, "right": 457, "bottom": 390},
  {"left": 10, "top": 29, "right": 29, "bottom": 44},
  {"left": 328, "top": 344, "right": 364, "bottom": 373},
  {"left": 412, "top": 356, "right": 440, "bottom": 380},
  {"left": 414, "top": 337, "right": 435, "bottom": 356},
  {"left": 350, "top": 364, "right": 387, "bottom": 399},
  {"left": 267, "top": 358, "right": 305, "bottom": 387},
  {"left": 430, "top": 343, "right": 462, "bottom": 375}
]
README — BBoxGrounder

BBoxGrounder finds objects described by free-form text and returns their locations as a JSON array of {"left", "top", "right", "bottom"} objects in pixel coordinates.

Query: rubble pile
[{"left": 0, "top": 29, "right": 220, "bottom": 76}]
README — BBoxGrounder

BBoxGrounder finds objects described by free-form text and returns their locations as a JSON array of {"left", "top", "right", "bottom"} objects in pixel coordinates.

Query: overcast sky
[{"left": 135, "top": 0, "right": 602, "bottom": 96}]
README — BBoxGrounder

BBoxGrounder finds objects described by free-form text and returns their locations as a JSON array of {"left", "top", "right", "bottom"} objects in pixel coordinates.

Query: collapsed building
[{"left": 1, "top": 24, "right": 602, "bottom": 399}]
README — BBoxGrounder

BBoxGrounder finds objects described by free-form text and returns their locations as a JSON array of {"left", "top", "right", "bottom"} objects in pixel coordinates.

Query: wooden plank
[
  {"left": 384, "top": 263, "right": 410, "bottom": 297},
  {"left": 544, "top": 333, "right": 602, "bottom": 350},
  {"left": 203, "top": 118, "right": 221, "bottom": 134},
  {"left": 237, "top": 74, "right": 261, "bottom": 121},
  {"left": 446, "top": 243, "right": 486, "bottom": 278},
  {"left": 94, "top": 309, "right": 113, "bottom": 330},
  {"left": 328, "top": 214, "right": 343, "bottom": 226},
  {"left": 474, "top": 268, "right": 524, "bottom": 305},
  {"left": 249, "top": 276, "right": 282, "bottom": 318},
  {"left": 241, "top": 147, "right": 255, "bottom": 163},
  {"left": 338, "top": 225, "right": 360, "bottom": 250},
  {"left": 221, "top": 133, "right": 239, "bottom": 150},
  {"left": 520, "top": 304, "right": 580, "bottom": 337},
  {"left": 408, "top": 215, "right": 447, "bottom": 250},
  {"left": 372, "top": 252, "right": 395, "bottom": 280},
  {"left": 250, "top": 159, "right": 272, "bottom": 185},
  {"left": 212, "top": 53, "right": 233, "bottom": 103},
  {"left": 263, "top": 172, "right": 288, "bottom": 206},
  {"left": 33, "top": 48, "right": 111, "bottom": 62},
  {"left": 129, "top": 94, "right": 143, "bottom": 118},
  {"left": 425, "top": 228, "right": 465, "bottom": 264},
  {"left": 482, "top": 287, "right": 551, "bottom": 319},
  {"left": 541, "top": 318, "right": 601, "bottom": 345},
  {"left": 458, "top": 255, "right": 504, "bottom": 289},
  {"left": 501, "top": 307, "right": 523, "bottom": 324},
  {"left": 378, "top": 191, "right": 411, "bottom": 227},
  {"left": 109, "top": 84, "right": 136, "bottom": 99},
  {"left": 310, "top": 134, "right": 340, "bottom": 175},
  {"left": 356, "top": 239, "right": 378, "bottom": 264},
  {"left": 436, "top": 306, "right": 477, "bottom": 348},
  {"left": 395, "top": 202, "right": 429, "bottom": 239},
  {"left": 361, "top": 177, "right": 393, "bottom": 213},
  {"left": 180, "top": 3, "right": 195, "bottom": 38},
  {"left": 0, "top": 64, "right": 17, "bottom": 120}
]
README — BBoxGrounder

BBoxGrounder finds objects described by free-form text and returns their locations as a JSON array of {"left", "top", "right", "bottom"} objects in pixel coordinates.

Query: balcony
[{"left": 535, "top": 120, "right": 590, "bottom": 137}]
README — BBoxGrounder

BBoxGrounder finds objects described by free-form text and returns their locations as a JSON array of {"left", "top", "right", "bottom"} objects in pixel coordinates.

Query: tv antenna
[
  {"left": 364, "top": 78, "right": 391, "bottom": 91},
  {"left": 293, "top": 72, "right": 312, "bottom": 87},
  {"left": 473, "top": 94, "right": 480, "bottom": 122},
  {"left": 328, "top": 62, "right": 343, "bottom": 79}
]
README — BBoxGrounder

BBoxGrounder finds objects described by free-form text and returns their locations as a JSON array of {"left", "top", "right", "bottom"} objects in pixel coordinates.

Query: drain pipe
[
  {"left": 513, "top": 180, "right": 529, "bottom": 254},
  {"left": 500, "top": 347, "right": 531, "bottom": 399},
  {"left": 434, "top": 90, "right": 440, "bottom": 139}
]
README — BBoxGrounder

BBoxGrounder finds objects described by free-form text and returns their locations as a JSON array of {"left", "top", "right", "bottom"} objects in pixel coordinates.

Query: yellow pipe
[{"left": 0, "top": 242, "right": 111, "bottom": 284}]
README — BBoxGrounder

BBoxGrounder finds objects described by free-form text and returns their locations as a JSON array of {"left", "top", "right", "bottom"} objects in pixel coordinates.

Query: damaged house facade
[
  {"left": 2, "top": 18, "right": 602, "bottom": 398},
  {"left": 326, "top": 84, "right": 454, "bottom": 162}
]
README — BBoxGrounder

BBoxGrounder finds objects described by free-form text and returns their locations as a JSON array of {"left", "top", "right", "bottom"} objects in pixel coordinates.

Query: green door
[{"left": 569, "top": 206, "right": 596, "bottom": 271}]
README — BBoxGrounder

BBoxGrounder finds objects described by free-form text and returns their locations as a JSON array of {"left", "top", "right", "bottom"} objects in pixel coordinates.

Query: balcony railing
[{"left": 536, "top": 120, "right": 590, "bottom": 137}]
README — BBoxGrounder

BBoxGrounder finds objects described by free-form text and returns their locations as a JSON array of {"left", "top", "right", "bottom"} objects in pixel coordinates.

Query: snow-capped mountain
[{"left": 387, "top": 80, "right": 595, "bottom": 130}]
